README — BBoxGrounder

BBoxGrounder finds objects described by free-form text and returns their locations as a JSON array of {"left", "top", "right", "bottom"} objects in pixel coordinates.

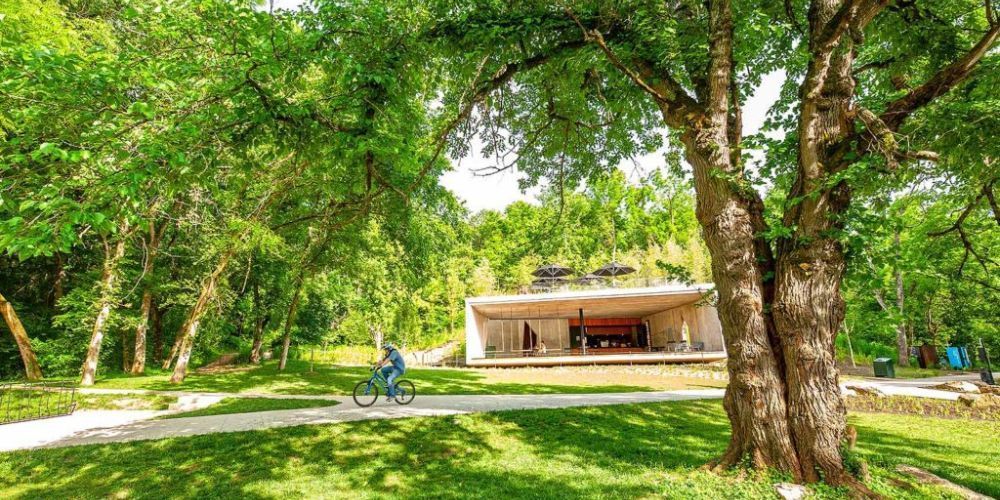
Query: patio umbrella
[
  {"left": 575, "top": 273, "right": 606, "bottom": 286},
  {"left": 592, "top": 261, "right": 636, "bottom": 278},
  {"left": 530, "top": 277, "right": 567, "bottom": 290},
  {"left": 532, "top": 263, "right": 576, "bottom": 278}
]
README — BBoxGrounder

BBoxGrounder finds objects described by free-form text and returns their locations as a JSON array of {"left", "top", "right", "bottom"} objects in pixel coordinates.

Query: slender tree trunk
[
  {"left": 162, "top": 330, "right": 183, "bottom": 370},
  {"left": 151, "top": 300, "right": 164, "bottom": 365},
  {"left": 80, "top": 235, "right": 128, "bottom": 386},
  {"left": 250, "top": 316, "right": 268, "bottom": 364},
  {"left": 278, "top": 276, "right": 304, "bottom": 371},
  {"left": 249, "top": 280, "right": 267, "bottom": 364},
  {"left": 169, "top": 250, "right": 233, "bottom": 383},
  {"left": 0, "top": 290, "right": 44, "bottom": 380},
  {"left": 893, "top": 229, "right": 908, "bottom": 366},
  {"left": 52, "top": 253, "right": 65, "bottom": 306},
  {"left": 131, "top": 219, "right": 162, "bottom": 375},
  {"left": 121, "top": 328, "right": 132, "bottom": 371}
]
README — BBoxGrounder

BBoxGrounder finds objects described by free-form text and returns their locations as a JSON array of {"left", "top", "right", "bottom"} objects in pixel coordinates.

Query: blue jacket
[{"left": 385, "top": 349, "right": 405, "bottom": 372}]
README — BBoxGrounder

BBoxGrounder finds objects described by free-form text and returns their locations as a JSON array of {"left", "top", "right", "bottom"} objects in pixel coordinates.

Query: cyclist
[{"left": 374, "top": 342, "right": 406, "bottom": 401}]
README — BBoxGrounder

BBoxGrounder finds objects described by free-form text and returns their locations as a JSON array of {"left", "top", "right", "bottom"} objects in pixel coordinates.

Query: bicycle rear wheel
[
  {"left": 353, "top": 381, "right": 379, "bottom": 407},
  {"left": 393, "top": 380, "right": 415, "bottom": 405}
]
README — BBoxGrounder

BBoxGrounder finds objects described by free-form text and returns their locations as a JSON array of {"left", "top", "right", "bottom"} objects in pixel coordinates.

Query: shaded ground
[
  {"left": 87, "top": 360, "right": 725, "bottom": 395},
  {"left": 0, "top": 400, "right": 994, "bottom": 499}
]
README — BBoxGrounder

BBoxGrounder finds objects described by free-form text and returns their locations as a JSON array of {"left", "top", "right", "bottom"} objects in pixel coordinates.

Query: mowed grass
[
  {"left": 159, "top": 397, "right": 338, "bottom": 419},
  {"left": 1, "top": 390, "right": 176, "bottom": 422},
  {"left": 1, "top": 400, "right": 995, "bottom": 499},
  {"left": 87, "top": 360, "right": 724, "bottom": 396}
]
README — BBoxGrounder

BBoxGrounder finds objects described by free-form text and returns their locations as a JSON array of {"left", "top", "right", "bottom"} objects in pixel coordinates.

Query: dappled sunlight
[
  {"left": 2, "top": 401, "right": 995, "bottom": 498},
  {"left": 91, "top": 360, "right": 678, "bottom": 396}
]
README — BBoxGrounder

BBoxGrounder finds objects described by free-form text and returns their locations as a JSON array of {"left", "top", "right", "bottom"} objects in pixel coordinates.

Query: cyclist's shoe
[{"left": 385, "top": 396, "right": 393, "bottom": 402}]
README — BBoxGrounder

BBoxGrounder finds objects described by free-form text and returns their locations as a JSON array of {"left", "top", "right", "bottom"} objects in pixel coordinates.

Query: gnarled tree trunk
[
  {"left": 0, "top": 290, "right": 43, "bottom": 380},
  {"left": 80, "top": 234, "right": 128, "bottom": 386}
]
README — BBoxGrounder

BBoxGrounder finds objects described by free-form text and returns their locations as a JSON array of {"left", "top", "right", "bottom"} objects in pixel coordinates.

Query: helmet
[{"left": 382, "top": 342, "right": 395, "bottom": 351}]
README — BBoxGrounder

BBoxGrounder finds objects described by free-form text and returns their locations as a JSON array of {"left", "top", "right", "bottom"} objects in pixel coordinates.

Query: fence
[{"left": 0, "top": 380, "right": 77, "bottom": 425}]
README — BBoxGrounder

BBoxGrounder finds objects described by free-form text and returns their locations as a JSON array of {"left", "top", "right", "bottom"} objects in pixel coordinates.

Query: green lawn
[
  {"left": 1, "top": 400, "right": 994, "bottom": 499},
  {"left": 159, "top": 397, "right": 338, "bottom": 419},
  {"left": 1, "top": 390, "right": 175, "bottom": 423},
  {"left": 85, "top": 360, "right": 703, "bottom": 395}
]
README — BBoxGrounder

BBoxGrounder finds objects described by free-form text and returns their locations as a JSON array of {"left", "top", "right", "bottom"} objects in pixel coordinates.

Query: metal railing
[{"left": 0, "top": 381, "right": 77, "bottom": 425}]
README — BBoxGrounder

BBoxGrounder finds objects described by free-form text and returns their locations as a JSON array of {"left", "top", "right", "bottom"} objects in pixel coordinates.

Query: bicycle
[{"left": 352, "top": 367, "right": 415, "bottom": 407}]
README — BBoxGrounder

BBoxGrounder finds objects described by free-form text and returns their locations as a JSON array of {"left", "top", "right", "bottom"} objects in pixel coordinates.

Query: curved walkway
[{"left": 0, "top": 389, "right": 723, "bottom": 452}]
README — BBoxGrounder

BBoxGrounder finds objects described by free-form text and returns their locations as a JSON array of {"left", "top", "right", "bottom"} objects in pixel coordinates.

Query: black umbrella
[
  {"left": 575, "top": 273, "right": 606, "bottom": 286},
  {"left": 531, "top": 277, "right": 568, "bottom": 290},
  {"left": 532, "top": 263, "right": 576, "bottom": 278},
  {"left": 592, "top": 261, "right": 636, "bottom": 277}
]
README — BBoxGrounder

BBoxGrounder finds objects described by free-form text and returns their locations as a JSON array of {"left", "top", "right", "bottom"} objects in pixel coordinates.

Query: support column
[{"left": 579, "top": 308, "right": 587, "bottom": 356}]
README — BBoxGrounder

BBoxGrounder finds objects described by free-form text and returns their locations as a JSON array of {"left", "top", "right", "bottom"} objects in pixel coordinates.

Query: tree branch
[{"left": 880, "top": 23, "right": 1000, "bottom": 131}]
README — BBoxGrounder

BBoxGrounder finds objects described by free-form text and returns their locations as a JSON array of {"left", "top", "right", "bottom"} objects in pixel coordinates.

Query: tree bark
[
  {"left": 52, "top": 253, "right": 65, "bottom": 306},
  {"left": 249, "top": 279, "right": 268, "bottom": 364},
  {"left": 169, "top": 250, "right": 234, "bottom": 383},
  {"left": 278, "top": 276, "right": 305, "bottom": 371},
  {"left": 893, "top": 228, "right": 908, "bottom": 366},
  {"left": 131, "top": 219, "right": 162, "bottom": 375},
  {"left": 0, "top": 290, "right": 43, "bottom": 380},
  {"left": 151, "top": 300, "right": 164, "bottom": 365},
  {"left": 769, "top": 0, "right": 874, "bottom": 490},
  {"left": 80, "top": 235, "right": 128, "bottom": 386}
]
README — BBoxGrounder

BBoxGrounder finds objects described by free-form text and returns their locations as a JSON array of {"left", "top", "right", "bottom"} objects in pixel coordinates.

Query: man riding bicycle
[{"left": 374, "top": 342, "right": 406, "bottom": 401}]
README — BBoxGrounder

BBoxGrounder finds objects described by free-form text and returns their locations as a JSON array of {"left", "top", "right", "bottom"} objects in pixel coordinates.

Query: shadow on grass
[
  {"left": 91, "top": 360, "right": 658, "bottom": 396},
  {"left": 4, "top": 400, "right": 989, "bottom": 499},
  {"left": 850, "top": 414, "right": 1000, "bottom": 498},
  {"left": 0, "top": 400, "right": 731, "bottom": 499}
]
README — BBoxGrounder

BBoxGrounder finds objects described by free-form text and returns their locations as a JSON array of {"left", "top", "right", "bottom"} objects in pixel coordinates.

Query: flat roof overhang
[
  {"left": 466, "top": 351, "right": 727, "bottom": 367},
  {"left": 466, "top": 283, "right": 714, "bottom": 319}
]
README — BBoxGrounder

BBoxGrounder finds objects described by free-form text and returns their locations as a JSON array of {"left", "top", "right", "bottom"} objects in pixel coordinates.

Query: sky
[
  {"left": 265, "top": 0, "right": 786, "bottom": 213},
  {"left": 440, "top": 71, "right": 786, "bottom": 212}
]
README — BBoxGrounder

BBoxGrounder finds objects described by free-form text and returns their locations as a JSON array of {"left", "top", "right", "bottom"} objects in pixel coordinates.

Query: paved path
[
  {"left": 4, "top": 373, "right": 992, "bottom": 452},
  {"left": 0, "top": 389, "right": 723, "bottom": 452}
]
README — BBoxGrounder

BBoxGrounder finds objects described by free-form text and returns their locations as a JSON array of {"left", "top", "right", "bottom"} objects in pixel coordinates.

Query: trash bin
[{"left": 873, "top": 357, "right": 895, "bottom": 378}]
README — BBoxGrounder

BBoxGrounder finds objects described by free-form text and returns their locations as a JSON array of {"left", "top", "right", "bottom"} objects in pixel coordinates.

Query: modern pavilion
[{"left": 464, "top": 283, "right": 727, "bottom": 367}]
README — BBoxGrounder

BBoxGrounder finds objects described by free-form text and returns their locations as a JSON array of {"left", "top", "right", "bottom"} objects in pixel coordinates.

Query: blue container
[
  {"left": 960, "top": 347, "right": 972, "bottom": 368},
  {"left": 946, "top": 346, "right": 970, "bottom": 369}
]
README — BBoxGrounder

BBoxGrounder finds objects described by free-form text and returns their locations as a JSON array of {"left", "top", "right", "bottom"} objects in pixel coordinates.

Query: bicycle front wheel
[
  {"left": 394, "top": 380, "right": 415, "bottom": 405},
  {"left": 353, "top": 381, "right": 379, "bottom": 407}
]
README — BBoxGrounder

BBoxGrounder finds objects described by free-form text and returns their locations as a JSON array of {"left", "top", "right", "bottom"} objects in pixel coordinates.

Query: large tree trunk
[
  {"left": 131, "top": 219, "right": 162, "bottom": 375},
  {"left": 278, "top": 277, "right": 304, "bottom": 371},
  {"left": 80, "top": 235, "right": 128, "bottom": 386},
  {"left": 0, "top": 291, "right": 43, "bottom": 380},
  {"left": 770, "top": 0, "right": 871, "bottom": 489},
  {"left": 681, "top": 134, "right": 802, "bottom": 477},
  {"left": 169, "top": 250, "right": 233, "bottom": 383}
]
